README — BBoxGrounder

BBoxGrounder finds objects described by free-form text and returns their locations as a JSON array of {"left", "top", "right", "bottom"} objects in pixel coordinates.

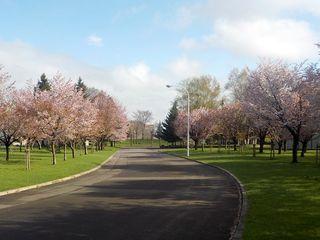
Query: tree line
[
  {"left": 0, "top": 68, "right": 128, "bottom": 168},
  {"left": 157, "top": 60, "right": 320, "bottom": 163}
]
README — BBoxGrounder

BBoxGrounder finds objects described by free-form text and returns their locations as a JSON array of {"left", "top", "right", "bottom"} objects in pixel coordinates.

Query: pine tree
[
  {"left": 36, "top": 73, "right": 51, "bottom": 91},
  {"left": 155, "top": 121, "right": 163, "bottom": 140},
  {"left": 161, "top": 101, "right": 180, "bottom": 144},
  {"left": 76, "top": 77, "right": 90, "bottom": 98},
  {"left": 76, "top": 77, "right": 87, "bottom": 92}
]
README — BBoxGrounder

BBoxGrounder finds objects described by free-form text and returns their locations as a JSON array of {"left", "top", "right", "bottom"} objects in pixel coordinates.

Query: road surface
[{"left": 0, "top": 148, "right": 240, "bottom": 240}]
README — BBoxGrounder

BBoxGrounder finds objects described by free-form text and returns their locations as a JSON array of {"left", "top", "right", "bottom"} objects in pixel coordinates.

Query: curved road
[{"left": 0, "top": 148, "right": 240, "bottom": 240}]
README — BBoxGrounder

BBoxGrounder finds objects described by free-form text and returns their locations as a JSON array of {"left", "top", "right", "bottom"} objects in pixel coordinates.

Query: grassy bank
[
  {"left": 164, "top": 147, "right": 320, "bottom": 240},
  {"left": 0, "top": 146, "right": 117, "bottom": 192}
]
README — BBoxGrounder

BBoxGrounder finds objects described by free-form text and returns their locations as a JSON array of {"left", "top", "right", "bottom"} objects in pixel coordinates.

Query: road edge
[
  {"left": 163, "top": 152, "right": 247, "bottom": 240},
  {"left": 0, "top": 150, "right": 118, "bottom": 197}
]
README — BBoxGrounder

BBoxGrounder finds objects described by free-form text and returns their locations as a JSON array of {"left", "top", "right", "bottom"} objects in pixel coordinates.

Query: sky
[{"left": 0, "top": 0, "right": 319, "bottom": 121}]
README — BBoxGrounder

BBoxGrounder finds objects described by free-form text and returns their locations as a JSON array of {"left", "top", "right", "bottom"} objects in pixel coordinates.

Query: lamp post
[{"left": 166, "top": 85, "right": 190, "bottom": 157}]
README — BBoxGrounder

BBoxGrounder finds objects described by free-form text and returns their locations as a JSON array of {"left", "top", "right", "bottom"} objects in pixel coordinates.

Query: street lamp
[{"left": 166, "top": 85, "right": 190, "bottom": 157}]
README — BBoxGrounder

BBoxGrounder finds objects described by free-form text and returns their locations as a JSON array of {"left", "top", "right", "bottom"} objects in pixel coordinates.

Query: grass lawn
[
  {"left": 164, "top": 147, "right": 320, "bottom": 240},
  {"left": 118, "top": 139, "right": 169, "bottom": 148},
  {"left": 0, "top": 146, "right": 118, "bottom": 192}
]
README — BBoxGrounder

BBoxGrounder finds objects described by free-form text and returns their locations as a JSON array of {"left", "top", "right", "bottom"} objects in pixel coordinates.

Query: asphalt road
[{"left": 0, "top": 148, "right": 240, "bottom": 240}]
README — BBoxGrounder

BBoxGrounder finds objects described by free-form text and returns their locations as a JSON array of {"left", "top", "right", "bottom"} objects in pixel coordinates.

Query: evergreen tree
[
  {"left": 76, "top": 77, "right": 91, "bottom": 98},
  {"left": 75, "top": 77, "right": 87, "bottom": 92},
  {"left": 155, "top": 121, "right": 163, "bottom": 140},
  {"left": 36, "top": 73, "right": 51, "bottom": 91},
  {"left": 161, "top": 101, "right": 180, "bottom": 144}
]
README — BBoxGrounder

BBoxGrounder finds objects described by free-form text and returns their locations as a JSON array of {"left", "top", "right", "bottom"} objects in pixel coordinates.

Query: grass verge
[
  {"left": 0, "top": 146, "right": 117, "bottom": 192},
  {"left": 164, "top": 147, "right": 320, "bottom": 240}
]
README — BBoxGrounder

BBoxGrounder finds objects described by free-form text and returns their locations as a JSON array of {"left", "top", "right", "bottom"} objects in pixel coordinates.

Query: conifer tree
[
  {"left": 161, "top": 101, "right": 180, "bottom": 144},
  {"left": 36, "top": 73, "right": 51, "bottom": 91},
  {"left": 155, "top": 121, "right": 163, "bottom": 140}
]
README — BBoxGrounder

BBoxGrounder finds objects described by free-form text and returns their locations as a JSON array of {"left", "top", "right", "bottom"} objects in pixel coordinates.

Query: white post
[{"left": 187, "top": 90, "right": 190, "bottom": 157}]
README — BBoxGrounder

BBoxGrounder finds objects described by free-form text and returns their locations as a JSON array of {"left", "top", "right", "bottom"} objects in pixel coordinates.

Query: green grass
[
  {"left": 0, "top": 146, "right": 118, "bottom": 192},
  {"left": 118, "top": 139, "right": 169, "bottom": 148},
  {"left": 164, "top": 146, "right": 320, "bottom": 240}
]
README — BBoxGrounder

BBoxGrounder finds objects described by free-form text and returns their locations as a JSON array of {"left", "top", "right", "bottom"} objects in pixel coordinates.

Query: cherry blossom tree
[
  {"left": 215, "top": 103, "right": 248, "bottom": 151},
  {"left": 243, "top": 110, "right": 270, "bottom": 153},
  {"left": 175, "top": 108, "right": 215, "bottom": 150},
  {"left": 92, "top": 91, "right": 128, "bottom": 150},
  {"left": 0, "top": 68, "right": 24, "bottom": 161},
  {"left": 67, "top": 93, "right": 97, "bottom": 157},
  {"left": 244, "top": 61, "right": 320, "bottom": 163},
  {"left": 15, "top": 87, "right": 45, "bottom": 169},
  {"left": 33, "top": 73, "right": 85, "bottom": 165}
]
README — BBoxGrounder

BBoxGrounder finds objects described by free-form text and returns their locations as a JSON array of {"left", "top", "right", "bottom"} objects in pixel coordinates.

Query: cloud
[
  {"left": 204, "top": 18, "right": 319, "bottom": 61},
  {"left": 179, "top": 38, "right": 199, "bottom": 50},
  {"left": 175, "top": 0, "right": 320, "bottom": 61},
  {"left": 87, "top": 34, "right": 103, "bottom": 47},
  {"left": 0, "top": 40, "right": 177, "bottom": 121},
  {"left": 174, "top": 0, "right": 320, "bottom": 26},
  {"left": 167, "top": 56, "right": 202, "bottom": 79}
]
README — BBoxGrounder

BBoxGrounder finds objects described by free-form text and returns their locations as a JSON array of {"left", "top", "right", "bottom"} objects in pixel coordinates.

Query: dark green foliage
[
  {"left": 36, "top": 73, "right": 51, "bottom": 91},
  {"left": 161, "top": 101, "right": 180, "bottom": 144},
  {"left": 155, "top": 121, "right": 163, "bottom": 140},
  {"left": 75, "top": 77, "right": 88, "bottom": 93}
]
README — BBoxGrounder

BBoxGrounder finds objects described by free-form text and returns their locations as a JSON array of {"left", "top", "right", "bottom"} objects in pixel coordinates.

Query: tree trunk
[
  {"left": 292, "top": 135, "right": 299, "bottom": 163},
  {"left": 270, "top": 141, "right": 275, "bottom": 159},
  {"left": 64, "top": 143, "right": 67, "bottom": 161},
  {"left": 83, "top": 141, "right": 88, "bottom": 155},
  {"left": 37, "top": 140, "right": 42, "bottom": 150},
  {"left": 233, "top": 138, "right": 237, "bottom": 151},
  {"left": 194, "top": 140, "right": 198, "bottom": 150},
  {"left": 19, "top": 140, "right": 22, "bottom": 152},
  {"left": 51, "top": 142, "right": 56, "bottom": 165},
  {"left": 301, "top": 140, "right": 308, "bottom": 157},
  {"left": 69, "top": 141, "right": 76, "bottom": 158},
  {"left": 91, "top": 142, "right": 94, "bottom": 153},
  {"left": 259, "top": 135, "right": 266, "bottom": 153},
  {"left": 5, "top": 144, "right": 10, "bottom": 161},
  {"left": 277, "top": 140, "right": 283, "bottom": 154},
  {"left": 283, "top": 140, "right": 287, "bottom": 152},
  {"left": 72, "top": 147, "right": 75, "bottom": 158}
]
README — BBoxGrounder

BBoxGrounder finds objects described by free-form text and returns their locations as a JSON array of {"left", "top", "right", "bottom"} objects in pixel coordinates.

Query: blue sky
[{"left": 0, "top": 0, "right": 319, "bottom": 120}]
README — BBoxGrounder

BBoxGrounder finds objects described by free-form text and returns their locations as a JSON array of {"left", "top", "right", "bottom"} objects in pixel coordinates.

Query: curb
[
  {"left": 0, "top": 151, "right": 118, "bottom": 197},
  {"left": 163, "top": 152, "right": 247, "bottom": 240}
]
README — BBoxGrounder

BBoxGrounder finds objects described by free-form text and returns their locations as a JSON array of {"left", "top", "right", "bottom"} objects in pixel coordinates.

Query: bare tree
[{"left": 132, "top": 110, "right": 153, "bottom": 140}]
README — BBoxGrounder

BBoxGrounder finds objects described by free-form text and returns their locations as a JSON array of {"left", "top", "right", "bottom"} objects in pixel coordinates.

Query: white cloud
[
  {"left": 87, "top": 34, "right": 103, "bottom": 47},
  {"left": 204, "top": 18, "right": 319, "bottom": 61},
  {"left": 174, "top": 6, "right": 194, "bottom": 29},
  {"left": 0, "top": 40, "right": 177, "bottom": 121},
  {"left": 176, "top": 0, "right": 320, "bottom": 60},
  {"left": 179, "top": 37, "right": 199, "bottom": 50},
  {"left": 175, "top": 0, "right": 320, "bottom": 25},
  {"left": 167, "top": 56, "right": 202, "bottom": 79}
]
